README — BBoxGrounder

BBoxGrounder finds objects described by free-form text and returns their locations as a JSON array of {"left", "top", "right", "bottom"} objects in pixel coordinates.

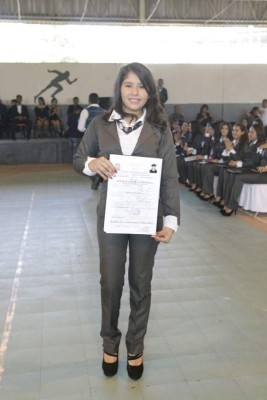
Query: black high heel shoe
[
  {"left": 127, "top": 353, "right": 144, "bottom": 380},
  {"left": 201, "top": 194, "right": 214, "bottom": 202},
  {"left": 195, "top": 191, "right": 204, "bottom": 199},
  {"left": 102, "top": 351, "right": 119, "bottom": 377},
  {"left": 188, "top": 186, "right": 197, "bottom": 192},
  {"left": 211, "top": 199, "right": 224, "bottom": 209},
  {"left": 220, "top": 209, "right": 236, "bottom": 217}
]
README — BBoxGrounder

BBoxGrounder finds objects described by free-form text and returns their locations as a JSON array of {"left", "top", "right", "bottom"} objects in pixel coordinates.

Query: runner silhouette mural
[{"left": 34, "top": 70, "right": 78, "bottom": 102}]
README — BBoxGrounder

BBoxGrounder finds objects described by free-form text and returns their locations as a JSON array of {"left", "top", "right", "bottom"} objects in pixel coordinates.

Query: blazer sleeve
[
  {"left": 157, "top": 127, "right": 180, "bottom": 224},
  {"left": 73, "top": 115, "right": 100, "bottom": 174},
  {"left": 260, "top": 149, "right": 267, "bottom": 166},
  {"left": 162, "top": 88, "right": 168, "bottom": 103}
]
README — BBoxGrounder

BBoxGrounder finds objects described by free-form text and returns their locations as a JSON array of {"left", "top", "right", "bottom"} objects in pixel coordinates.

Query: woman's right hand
[
  {"left": 225, "top": 139, "right": 233, "bottom": 151},
  {"left": 257, "top": 165, "right": 267, "bottom": 173},
  {"left": 88, "top": 157, "right": 117, "bottom": 180}
]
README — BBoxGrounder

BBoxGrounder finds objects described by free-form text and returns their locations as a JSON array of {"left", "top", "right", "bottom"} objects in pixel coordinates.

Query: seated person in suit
[
  {"left": 212, "top": 122, "right": 249, "bottom": 208},
  {"left": 197, "top": 122, "right": 232, "bottom": 200},
  {"left": 219, "top": 121, "right": 266, "bottom": 216},
  {"left": 67, "top": 96, "right": 83, "bottom": 138},
  {"left": 8, "top": 94, "right": 32, "bottom": 140}
]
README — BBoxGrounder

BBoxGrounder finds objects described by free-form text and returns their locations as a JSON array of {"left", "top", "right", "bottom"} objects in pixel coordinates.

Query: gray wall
[{"left": 0, "top": 139, "right": 73, "bottom": 164}]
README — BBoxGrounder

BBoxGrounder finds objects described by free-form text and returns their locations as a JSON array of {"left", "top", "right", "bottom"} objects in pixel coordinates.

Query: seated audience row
[
  {"left": 0, "top": 95, "right": 84, "bottom": 140},
  {"left": 172, "top": 118, "right": 267, "bottom": 217},
  {"left": 0, "top": 93, "right": 106, "bottom": 140}
]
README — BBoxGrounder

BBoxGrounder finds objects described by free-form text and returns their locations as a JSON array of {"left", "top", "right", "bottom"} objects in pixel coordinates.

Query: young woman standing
[{"left": 73, "top": 63, "right": 180, "bottom": 380}]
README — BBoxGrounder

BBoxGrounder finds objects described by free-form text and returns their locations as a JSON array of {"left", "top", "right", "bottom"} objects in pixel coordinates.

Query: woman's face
[
  {"left": 232, "top": 125, "right": 244, "bottom": 139},
  {"left": 221, "top": 125, "right": 229, "bottom": 137},
  {"left": 173, "top": 132, "right": 181, "bottom": 142},
  {"left": 172, "top": 121, "right": 181, "bottom": 132},
  {"left": 120, "top": 71, "right": 149, "bottom": 117},
  {"left": 181, "top": 122, "right": 189, "bottom": 133},
  {"left": 38, "top": 98, "right": 44, "bottom": 106},
  {"left": 248, "top": 126, "right": 257, "bottom": 142}
]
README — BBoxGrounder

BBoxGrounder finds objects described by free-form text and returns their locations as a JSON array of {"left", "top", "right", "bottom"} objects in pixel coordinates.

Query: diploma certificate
[{"left": 104, "top": 154, "right": 162, "bottom": 234}]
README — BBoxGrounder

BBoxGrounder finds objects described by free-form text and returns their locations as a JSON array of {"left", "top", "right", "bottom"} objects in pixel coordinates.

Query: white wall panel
[{"left": 0, "top": 63, "right": 265, "bottom": 106}]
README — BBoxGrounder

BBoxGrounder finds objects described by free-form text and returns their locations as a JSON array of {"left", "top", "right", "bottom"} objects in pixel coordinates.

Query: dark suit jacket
[
  {"left": 158, "top": 87, "right": 168, "bottom": 106},
  {"left": 8, "top": 104, "right": 30, "bottom": 121},
  {"left": 211, "top": 139, "right": 226, "bottom": 160},
  {"left": 73, "top": 114, "right": 180, "bottom": 223},
  {"left": 242, "top": 141, "right": 262, "bottom": 169}
]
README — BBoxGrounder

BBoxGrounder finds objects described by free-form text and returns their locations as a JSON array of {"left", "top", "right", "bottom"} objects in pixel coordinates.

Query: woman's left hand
[
  {"left": 228, "top": 160, "right": 237, "bottom": 167},
  {"left": 257, "top": 165, "right": 267, "bottom": 173},
  {"left": 151, "top": 227, "right": 174, "bottom": 243}
]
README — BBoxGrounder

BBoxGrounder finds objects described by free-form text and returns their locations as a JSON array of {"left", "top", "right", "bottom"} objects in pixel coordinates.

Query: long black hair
[
  {"left": 105, "top": 62, "right": 167, "bottom": 131},
  {"left": 251, "top": 120, "right": 265, "bottom": 146},
  {"left": 234, "top": 122, "right": 248, "bottom": 151}
]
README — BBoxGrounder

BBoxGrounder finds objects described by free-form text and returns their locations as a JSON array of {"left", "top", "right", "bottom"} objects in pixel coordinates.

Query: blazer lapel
[
  {"left": 102, "top": 120, "right": 123, "bottom": 154},
  {"left": 133, "top": 120, "right": 156, "bottom": 154}
]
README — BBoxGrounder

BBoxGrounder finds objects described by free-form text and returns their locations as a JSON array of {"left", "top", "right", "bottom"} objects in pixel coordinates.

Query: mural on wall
[{"left": 34, "top": 69, "right": 78, "bottom": 102}]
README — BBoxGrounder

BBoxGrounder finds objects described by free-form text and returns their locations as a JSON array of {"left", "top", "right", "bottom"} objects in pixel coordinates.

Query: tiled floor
[{"left": 0, "top": 164, "right": 267, "bottom": 400}]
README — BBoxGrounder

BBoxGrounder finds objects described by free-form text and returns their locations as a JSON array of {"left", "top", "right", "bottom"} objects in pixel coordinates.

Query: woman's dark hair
[
  {"left": 251, "top": 120, "right": 265, "bottom": 146},
  {"left": 251, "top": 106, "right": 259, "bottom": 114},
  {"left": 199, "top": 104, "right": 209, "bottom": 113},
  {"left": 233, "top": 122, "right": 248, "bottom": 150},
  {"left": 189, "top": 120, "right": 201, "bottom": 140},
  {"left": 105, "top": 62, "right": 167, "bottom": 131}
]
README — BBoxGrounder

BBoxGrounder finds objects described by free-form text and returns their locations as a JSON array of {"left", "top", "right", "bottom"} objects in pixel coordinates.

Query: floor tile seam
[
  {"left": 186, "top": 376, "right": 251, "bottom": 400},
  {"left": 139, "top": 379, "right": 199, "bottom": 400},
  {"left": 214, "top": 349, "right": 267, "bottom": 373},
  {"left": 138, "top": 339, "right": 199, "bottom": 398},
  {"left": 201, "top": 330, "right": 259, "bottom": 352}
]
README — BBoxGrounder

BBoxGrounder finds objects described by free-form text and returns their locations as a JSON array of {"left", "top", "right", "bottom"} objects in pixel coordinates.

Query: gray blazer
[{"left": 73, "top": 114, "right": 180, "bottom": 223}]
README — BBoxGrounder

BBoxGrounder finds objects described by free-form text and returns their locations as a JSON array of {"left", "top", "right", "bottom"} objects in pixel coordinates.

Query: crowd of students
[{"left": 171, "top": 113, "right": 267, "bottom": 217}]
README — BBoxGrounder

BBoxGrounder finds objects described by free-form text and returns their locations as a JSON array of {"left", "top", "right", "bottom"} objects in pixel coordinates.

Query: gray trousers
[
  {"left": 224, "top": 172, "right": 267, "bottom": 210},
  {"left": 202, "top": 163, "right": 221, "bottom": 194},
  {"left": 97, "top": 216, "right": 162, "bottom": 355}
]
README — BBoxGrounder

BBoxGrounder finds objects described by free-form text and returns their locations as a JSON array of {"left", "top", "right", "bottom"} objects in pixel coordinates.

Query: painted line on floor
[{"left": 0, "top": 190, "right": 35, "bottom": 380}]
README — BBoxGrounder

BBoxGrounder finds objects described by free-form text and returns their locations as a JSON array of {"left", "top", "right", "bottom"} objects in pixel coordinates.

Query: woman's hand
[
  {"left": 228, "top": 160, "right": 237, "bottom": 167},
  {"left": 151, "top": 227, "right": 174, "bottom": 243},
  {"left": 225, "top": 139, "right": 233, "bottom": 151},
  {"left": 260, "top": 143, "right": 267, "bottom": 149},
  {"left": 88, "top": 157, "right": 117, "bottom": 180},
  {"left": 257, "top": 165, "right": 267, "bottom": 173}
]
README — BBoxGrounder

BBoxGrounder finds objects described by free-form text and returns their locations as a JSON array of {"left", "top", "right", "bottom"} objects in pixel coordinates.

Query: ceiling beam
[{"left": 139, "top": 0, "right": 146, "bottom": 22}]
